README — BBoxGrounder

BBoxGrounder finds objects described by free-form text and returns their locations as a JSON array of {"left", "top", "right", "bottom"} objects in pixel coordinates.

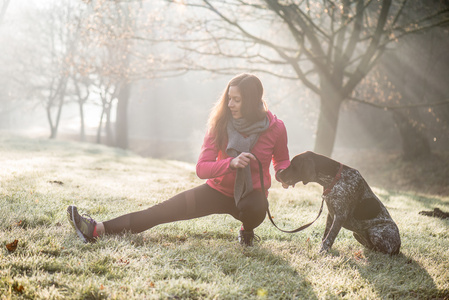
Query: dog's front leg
[
  {"left": 322, "top": 214, "right": 333, "bottom": 241},
  {"left": 320, "top": 215, "right": 344, "bottom": 253}
]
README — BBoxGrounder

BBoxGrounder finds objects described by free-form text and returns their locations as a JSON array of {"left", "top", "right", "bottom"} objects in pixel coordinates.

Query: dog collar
[{"left": 323, "top": 163, "right": 343, "bottom": 196}]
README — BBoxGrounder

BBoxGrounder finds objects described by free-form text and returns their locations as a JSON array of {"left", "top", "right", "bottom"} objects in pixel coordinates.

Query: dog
[{"left": 278, "top": 151, "right": 401, "bottom": 255}]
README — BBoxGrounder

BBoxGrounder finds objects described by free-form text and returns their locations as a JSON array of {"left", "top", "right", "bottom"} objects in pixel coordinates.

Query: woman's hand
[{"left": 230, "top": 152, "right": 255, "bottom": 169}]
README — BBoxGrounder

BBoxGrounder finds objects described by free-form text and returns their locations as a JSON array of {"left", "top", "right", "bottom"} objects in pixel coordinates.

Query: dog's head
[{"left": 279, "top": 151, "right": 317, "bottom": 185}]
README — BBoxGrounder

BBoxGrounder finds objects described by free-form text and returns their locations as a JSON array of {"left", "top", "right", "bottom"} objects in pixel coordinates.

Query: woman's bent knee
[{"left": 237, "top": 190, "right": 268, "bottom": 230}]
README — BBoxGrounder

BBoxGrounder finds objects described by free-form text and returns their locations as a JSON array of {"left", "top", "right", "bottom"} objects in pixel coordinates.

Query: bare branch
[
  {"left": 390, "top": 0, "right": 408, "bottom": 27},
  {"left": 341, "top": 0, "right": 365, "bottom": 68},
  {"left": 195, "top": 0, "right": 321, "bottom": 94},
  {"left": 185, "top": 64, "right": 300, "bottom": 80},
  {"left": 343, "top": 0, "right": 392, "bottom": 97},
  {"left": 348, "top": 96, "right": 449, "bottom": 110},
  {"left": 387, "top": 16, "right": 449, "bottom": 43}
]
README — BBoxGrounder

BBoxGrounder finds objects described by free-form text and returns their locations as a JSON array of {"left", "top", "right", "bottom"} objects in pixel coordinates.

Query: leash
[
  {"left": 323, "top": 163, "right": 343, "bottom": 196},
  {"left": 252, "top": 153, "right": 326, "bottom": 233}
]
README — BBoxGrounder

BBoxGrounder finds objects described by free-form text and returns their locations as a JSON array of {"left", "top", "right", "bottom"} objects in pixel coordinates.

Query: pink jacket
[{"left": 196, "top": 110, "right": 290, "bottom": 197}]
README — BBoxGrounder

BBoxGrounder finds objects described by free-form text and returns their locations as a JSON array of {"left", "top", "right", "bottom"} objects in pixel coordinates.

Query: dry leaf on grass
[{"left": 6, "top": 239, "right": 18, "bottom": 253}]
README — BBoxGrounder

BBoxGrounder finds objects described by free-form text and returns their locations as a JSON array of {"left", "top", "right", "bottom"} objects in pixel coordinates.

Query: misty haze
[{"left": 1, "top": 0, "right": 448, "bottom": 298}]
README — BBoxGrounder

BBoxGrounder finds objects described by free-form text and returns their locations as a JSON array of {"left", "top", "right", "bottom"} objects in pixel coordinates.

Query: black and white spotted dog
[{"left": 278, "top": 151, "right": 401, "bottom": 255}]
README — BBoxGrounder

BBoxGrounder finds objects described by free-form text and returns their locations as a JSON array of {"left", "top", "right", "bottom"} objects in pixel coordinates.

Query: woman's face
[{"left": 228, "top": 85, "right": 243, "bottom": 119}]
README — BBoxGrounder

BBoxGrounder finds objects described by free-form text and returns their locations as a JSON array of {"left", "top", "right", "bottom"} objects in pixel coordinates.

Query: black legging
[{"left": 103, "top": 184, "right": 268, "bottom": 234}]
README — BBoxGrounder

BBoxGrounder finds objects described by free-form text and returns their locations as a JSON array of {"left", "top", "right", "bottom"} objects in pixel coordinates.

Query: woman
[{"left": 67, "top": 73, "right": 290, "bottom": 246}]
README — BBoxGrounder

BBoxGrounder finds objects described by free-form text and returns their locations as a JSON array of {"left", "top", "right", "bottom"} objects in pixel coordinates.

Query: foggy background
[{"left": 1, "top": 0, "right": 448, "bottom": 164}]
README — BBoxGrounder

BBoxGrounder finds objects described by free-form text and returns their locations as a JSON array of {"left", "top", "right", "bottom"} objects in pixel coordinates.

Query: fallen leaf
[
  {"left": 48, "top": 180, "right": 64, "bottom": 185},
  {"left": 13, "top": 284, "right": 24, "bottom": 293},
  {"left": 6, "top": 240, "right": 18, "bottom": 253},
  {"left": 353, "top": 250, "right": 365, "bottom": 260},
  {"left": 118, "top": 258, "right": 130, "bottom": 265}
]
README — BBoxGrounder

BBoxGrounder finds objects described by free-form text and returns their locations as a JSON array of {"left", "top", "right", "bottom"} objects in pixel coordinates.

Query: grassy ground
[{"left": 1, "top": 134, "right": 448, "bottom": 299}]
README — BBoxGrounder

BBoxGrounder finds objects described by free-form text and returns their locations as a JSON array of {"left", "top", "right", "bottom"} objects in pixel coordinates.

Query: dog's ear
[{"left": 301, "top": 157, "right": 316, "bottom": 185}]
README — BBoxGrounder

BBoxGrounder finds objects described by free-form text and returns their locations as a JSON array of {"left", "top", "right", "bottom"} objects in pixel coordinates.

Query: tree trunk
[
  {"left": 392, "top": 108, "right": 430, "bottom": 160},
  {"left": 314, "top": 78, "right": 343, "bottom": 157},
  {"left": 46, "top": 77, "right": 67, "bottom": 139},
  {"left": 79, "top": 102, "right": 85, "bottom": 142},
  {"left": 52, "top": 91, "right": 65, "bottom": 139},
  {"left": 105, "top": 102, "right": 114, "bottom": 146},
  {"left": 46, "top": 106, "right": 56, "bottom": 139},
  {"left": 314, "top": 99, "right": 342, "bottom": 157},
  {"left": 97, "top": 107, "right": 105, "bottom": 144},
  {"left": 74, "top": 80, "right": 89, "bottom": 142},
  {"left": 115, "top": 82, "right": 130, "bottom": 149}
]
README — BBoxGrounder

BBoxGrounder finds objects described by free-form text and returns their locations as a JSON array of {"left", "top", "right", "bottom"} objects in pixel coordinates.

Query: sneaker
[
  {"left": 238, "top": 227, "right": 260, "bottom": 247},
  {"left": 67, "top": 205, "right": 97, "bottom": 243}
]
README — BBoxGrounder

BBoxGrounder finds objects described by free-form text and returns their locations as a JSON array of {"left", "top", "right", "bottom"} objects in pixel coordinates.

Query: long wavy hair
[{"left": 208, "top": 73, "right": 268, "bottom": 151}]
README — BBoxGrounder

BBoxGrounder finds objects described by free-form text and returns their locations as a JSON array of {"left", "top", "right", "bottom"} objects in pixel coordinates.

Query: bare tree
[
  {"left": 74, "top": 0, "right": 187, "bottom": 149},
  {"left": 167, "top": 0, "right": 449, "bottom": 156},
  {"left": 8, "top": 0, "right": 88, "bottom": 139},
  {"left": 348, "top": 1, "right": 449, "bottom": 159},
  {"left": 45, "top": 3, "right": 82, "bottom": 139},
  {"left": 2, "top": 0, "right": 187, "bottom": 144},
  {"left": 376, "top": 27, "right": 448, "bottom": 159},
  {"left": 0, "top": 1, "right": 38, "bottom": 130}
]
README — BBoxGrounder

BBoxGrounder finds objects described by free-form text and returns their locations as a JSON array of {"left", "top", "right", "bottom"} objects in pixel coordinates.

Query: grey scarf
[{"left": 226, "top": 116, "right": 269, "bottom": 205}]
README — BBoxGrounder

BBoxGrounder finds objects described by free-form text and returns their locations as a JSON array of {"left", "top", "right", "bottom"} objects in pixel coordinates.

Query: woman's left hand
[{"left": 230, "top": 152, "right": 255, "bottom": 169}]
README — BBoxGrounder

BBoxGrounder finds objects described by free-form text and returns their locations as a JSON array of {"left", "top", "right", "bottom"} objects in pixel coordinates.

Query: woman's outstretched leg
[
  {"left": 102, "top": 184, "right": 239, "bottom": 234},
  {"left": 68, "top": 184, "right": 239, "bottom": 242}
]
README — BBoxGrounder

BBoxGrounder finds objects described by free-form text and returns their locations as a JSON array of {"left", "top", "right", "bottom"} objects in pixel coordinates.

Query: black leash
[{"left": 252, "top": 153, "right": 325, "bottom": 234}]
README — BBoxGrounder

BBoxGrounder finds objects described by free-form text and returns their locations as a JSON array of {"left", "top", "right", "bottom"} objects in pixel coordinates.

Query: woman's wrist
[{"left": 229, "top": 158, "right": 236, "bottom": 170}]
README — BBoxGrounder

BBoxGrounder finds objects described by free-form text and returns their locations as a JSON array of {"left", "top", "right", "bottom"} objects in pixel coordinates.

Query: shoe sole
[{"left": 67, "top": 205, "right": 88, "bottom": 243}]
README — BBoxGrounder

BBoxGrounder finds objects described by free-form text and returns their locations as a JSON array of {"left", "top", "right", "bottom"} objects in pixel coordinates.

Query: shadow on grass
[
  {"left": 351, "top": 251, "right": 448, "bottom": 299},
  {"left": 382, "top": 189, "right": 449, "bottom": 209},
  {"left": 113, "top": 231, "right": 319, "bottom": 299}
]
